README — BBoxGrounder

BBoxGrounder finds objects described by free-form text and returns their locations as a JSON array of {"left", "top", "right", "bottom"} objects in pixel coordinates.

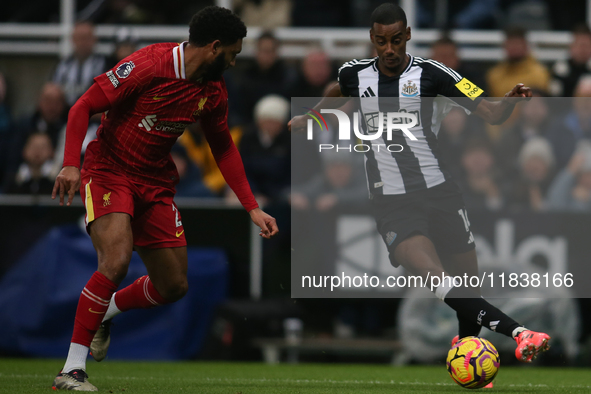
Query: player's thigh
[
  {"left": 130, "top": 185, "right": 187, "bottom": 300},
  {"left": 135, "top": 246, "right": 188, "bottom": 301},
  {"left": 81, "top": 170, "right": 136, "bottom": 282},
  {"left": 88, "top": 212, "right": 134, "bottom": 283},
  {"left": 131, "top": 187, "right": 186, "bottom": 250},
  {"left": 372, "top": 195, "right": 430, "bottom": 269},
  {"left": 394, "top": 234, "right": 446, "bottom": 279},
  {"left": 427, "top": 188, "right": 475, "bottom": 257}
]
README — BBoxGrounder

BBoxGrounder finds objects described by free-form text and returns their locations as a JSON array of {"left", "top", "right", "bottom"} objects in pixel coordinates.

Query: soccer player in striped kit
[{"left": 290, "top": 3, "right": 550, "bottom": 375}]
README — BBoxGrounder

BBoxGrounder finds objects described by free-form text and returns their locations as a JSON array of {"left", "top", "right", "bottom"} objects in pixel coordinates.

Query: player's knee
[
  {"left": 98, "top": 258, "right": 130, "bottom": 284},
  {"left": 160, "top": 280, "right": 188, "bottom": 302}
]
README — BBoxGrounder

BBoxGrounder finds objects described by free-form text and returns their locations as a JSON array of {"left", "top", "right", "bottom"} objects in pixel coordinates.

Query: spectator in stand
[
  {"left": 496, "top": 89, "right": 551, "bottom": 177},
  {"left": 290, "top": 148, "right": 366, "bottom": 271},
  {"left": 290, "top": 49, "right": 336, "bottom": 98},
  {"left": 437, "top": 107, "right": 487, "bottom": 181},
  {"left": 236, "top": 95, "right": 290, "bottom": 206},
  {"left": 430, "top": 36, "right": 485, "bottom": 89},
  {"left": 235, "top": 31, "right": 296, "bottom": 124},
  {"left": 291, "top": 150, "right": 367, "bottom": 214},
  {"left": 547, "top": 141, "right": 591, "bottom": 211},
  {"left": 15, "top": 82, "right": 67, "bottom": 149},
  {"left": 177, "top": 123, "right": 243, "bottom": 197},
  {"left": 7, "top": 82, "right": 67, "bottom": 177},
  {"left": 506, "top": 137, "right": 555, "bottom": 212},
  {"left": 416, "top": 0, "right": 499, "bottom": 30},
  {"left": 456, "top": 138, "right": 504, "bottom": 211},
  {"left": 546, "top": 76, "right": 591, "bottom": 170},
  {"left": 52, "top": 21, "right": 106, "bottom": 106},
  {"left": 486, "top": 27, "right": 551, "bottom": 140},
  {"left": 4, "top": 133, "right": 54, "bottom": 195},
  {"left": 486, "top": 27, "right": 550, "bottom": 98},
  {"left": 0, "top": 71, "right": 12, "bottom": 188},
  {"left": 170, "top": 143, "right": 215, "bottom": 198},
  {"left": 234, "top": 0, "right": 292, "bottom": 28},
  {"left": 105, "top": 27, "right": 139, "bottom": 70},
  {"left": 551, "top": 24, "right": 591, "bottom": 97},
  {"left": 78, "top": 0, "right": 162, "bottom": 24}
]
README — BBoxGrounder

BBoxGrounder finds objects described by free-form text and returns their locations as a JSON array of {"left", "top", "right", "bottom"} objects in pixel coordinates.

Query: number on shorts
[
  {"left": 458, "top": 208, "right": 470, "bottom": 232},
  {"left": 172, "top": 204, "right": 182, "bottom": 227}
]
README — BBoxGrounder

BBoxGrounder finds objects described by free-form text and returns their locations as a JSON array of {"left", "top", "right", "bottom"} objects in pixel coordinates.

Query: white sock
[
  {"left": 102, "top": 293, "right": 122, "bottom": 322},
  {"left": 434, "top": 276, "right": 460, "bottom": 300},
  {"left": 512, "top": 326, "right": 527, "bottom": 339},
  {"left": 63, "top": 343, "right": 89, "bottom": 373}
]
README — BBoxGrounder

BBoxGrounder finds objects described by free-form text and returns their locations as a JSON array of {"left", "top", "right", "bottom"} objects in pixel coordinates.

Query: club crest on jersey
[
  {"left": 385, "top": 231, "right": 397, "bottom": 246},
  {"left": 116, "top": 61, "right": 135, "bottom": 79},
  {"left": 401, "top": 80, "right": 419, "bottom": 97},
  {"left": 103, "top": 192, "right": 112, "bottom": 207},
  {"left": 193, "top": 97, "right": 208, "bottom": 116}
]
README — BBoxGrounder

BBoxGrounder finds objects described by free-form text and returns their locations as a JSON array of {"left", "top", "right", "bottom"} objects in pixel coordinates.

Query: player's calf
[{"left": 155, "top": 278, "right": 188, "bottom": 302}]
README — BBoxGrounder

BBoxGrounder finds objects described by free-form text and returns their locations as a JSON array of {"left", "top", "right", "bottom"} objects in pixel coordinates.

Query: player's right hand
[
  {"left": 249, "top": 207, "right": 279, "bottom": 239},
  {"left": 52, "top": 166, "right": 81, "bottom": 206}
]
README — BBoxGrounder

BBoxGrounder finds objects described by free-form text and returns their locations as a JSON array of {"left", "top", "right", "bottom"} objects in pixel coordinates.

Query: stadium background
[{"left": 1, "top": 0, "right": 591, "bottom": 370}]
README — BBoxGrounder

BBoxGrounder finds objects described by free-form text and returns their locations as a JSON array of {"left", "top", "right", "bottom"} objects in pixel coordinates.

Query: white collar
[{"left": 172, "top": 41, "right": 187, "bottom": 79}]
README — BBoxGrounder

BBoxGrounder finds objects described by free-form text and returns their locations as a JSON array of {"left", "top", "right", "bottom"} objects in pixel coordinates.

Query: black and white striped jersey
[{"left": 338, "top": 54, "right": 486, "bottom": 196}]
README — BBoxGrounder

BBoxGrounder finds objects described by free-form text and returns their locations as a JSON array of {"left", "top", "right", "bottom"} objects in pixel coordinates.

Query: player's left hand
[
  {"left": 249, "top": 207, "right": 279, "bottom": 239},
  {"left": 288, "top": 115, "right": 308, "bottom": 133},
  {"left": 505, "top": 83, "right": 532, "bottom": 100}
]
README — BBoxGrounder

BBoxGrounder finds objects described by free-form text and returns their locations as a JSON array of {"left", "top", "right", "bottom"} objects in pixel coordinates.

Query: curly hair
[{"left": 189, "top": 6, "right": 247, "bottom": 47}]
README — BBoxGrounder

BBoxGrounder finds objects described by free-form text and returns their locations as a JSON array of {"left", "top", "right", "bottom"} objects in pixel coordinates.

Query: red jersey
[
  {"left": 64, "top": 42, "right": 258, "bottom": 211},
  {"left": 85, "top": 42, "right": 227, "bottom": 186}
]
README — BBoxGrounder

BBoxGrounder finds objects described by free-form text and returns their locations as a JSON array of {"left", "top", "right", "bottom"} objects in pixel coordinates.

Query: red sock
[
  {"left": 114, "top": 275, "right": 170, "bottom": 311},
  {"left": 71, "top": 271, "right": 118, "bottom": 346}
]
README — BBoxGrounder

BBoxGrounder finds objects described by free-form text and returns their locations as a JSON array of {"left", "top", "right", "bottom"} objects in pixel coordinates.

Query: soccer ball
[{"left": 446, "top": 337, "right": 500, "bottom": 389}]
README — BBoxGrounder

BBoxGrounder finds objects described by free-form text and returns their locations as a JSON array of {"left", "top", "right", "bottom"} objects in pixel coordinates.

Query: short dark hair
[
  {"left": 258, "top": 31, "right": 277, "bottom": 43},
  {"left": 189, "top": 6, "right": 247, "bottom": 47},
  {"left": 432, "top": 35, "right": 456, "bottom": 48},
  {"left": 370, "top": 3, "right": 407, "bottom": 29},
  {"left": 572, "top": 23, "right": 591, "bottom": 36},
  {"left": 257, "top": 31, "right": 278, "bottom": 48},
  {"left": 504, "top": 26, "right": 527, "bottom": 40}
]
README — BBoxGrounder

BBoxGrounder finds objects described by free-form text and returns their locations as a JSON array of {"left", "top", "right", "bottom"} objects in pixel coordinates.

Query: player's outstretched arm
[
  {"left": 288, "top": 83, "right": 344, "bottom": 132},
  {"left": 474, "top": 83, "right": 532, "bottom": 125},
  {"left": 249, "top": 207, "right": 279, "bottom": 239}
]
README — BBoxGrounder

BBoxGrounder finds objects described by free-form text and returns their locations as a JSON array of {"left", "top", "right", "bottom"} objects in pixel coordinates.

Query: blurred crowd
[
  {"left": 1, "top": 0, "right": 587, "bottom": 30},
  {"left": 4, "top": 20, "right": 591, "bottom": 215}
]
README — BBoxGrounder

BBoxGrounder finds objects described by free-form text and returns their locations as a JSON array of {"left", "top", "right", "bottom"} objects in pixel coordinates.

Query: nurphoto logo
[{"left": 304, "top": 107, "right": 418, "bottom": 153}]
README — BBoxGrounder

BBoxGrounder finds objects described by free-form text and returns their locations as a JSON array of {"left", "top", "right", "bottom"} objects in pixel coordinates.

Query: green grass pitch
[{"left": 0, "top": 358, "right": 589, "bottom": 393}]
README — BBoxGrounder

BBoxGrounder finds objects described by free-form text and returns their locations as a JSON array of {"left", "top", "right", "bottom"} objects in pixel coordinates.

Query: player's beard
[{"left": 201, "top": 53, "right": 227, "bottom": 82}]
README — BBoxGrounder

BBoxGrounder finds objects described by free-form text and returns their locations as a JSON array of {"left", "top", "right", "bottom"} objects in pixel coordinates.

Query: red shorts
[{"left": 80, "top": 168, "right": 186, "bottom": 249}]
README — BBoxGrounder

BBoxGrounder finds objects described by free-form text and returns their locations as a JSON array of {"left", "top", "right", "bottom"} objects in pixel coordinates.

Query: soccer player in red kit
[{"left": 51, "top": 7, "right": 278, "bottom": 391}]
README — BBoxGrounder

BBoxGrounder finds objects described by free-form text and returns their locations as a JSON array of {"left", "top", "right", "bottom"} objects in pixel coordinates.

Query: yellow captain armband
[{"left": 455, "top": 78, "right": 484, "bottom": 100}]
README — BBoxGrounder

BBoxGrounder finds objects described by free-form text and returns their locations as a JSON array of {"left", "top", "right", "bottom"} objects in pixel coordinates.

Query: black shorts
[{"left": 371, "top": 181, "right": 475, "bottom": 267}]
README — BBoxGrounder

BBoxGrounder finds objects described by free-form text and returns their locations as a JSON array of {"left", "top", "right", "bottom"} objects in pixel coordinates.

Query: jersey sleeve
[
  {"left": 431, "top": 61, "right": 487, "bottom": 112},
  {"left": 338, "top": 61, "right": 357, "bottom": 97},
  {"left": 94, "top": 50, "right": 155, "bottom": 106}
]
